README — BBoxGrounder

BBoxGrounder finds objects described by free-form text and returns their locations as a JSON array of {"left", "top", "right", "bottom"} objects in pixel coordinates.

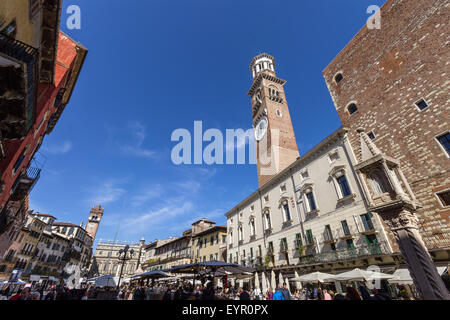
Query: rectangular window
[
  {"left": 295, "top": 233, "right": 303, "bottom": 247},
  {"left": 360, "top": 213, "right": 374, "bottom": 231},
  {"left": 306, "top": 192, "right": 317, "bottom": 211},
  {"left": 265, "top": 214, "right": 271, "bottom": 229},
  {"left": 324, "top": 225, "right": 333, "bottom": 241},
  {"left": 414, "top": 98, "right": 428, "bottom": 111},
  {"left": 283, "top": 203, "right": 291, "bottom": 221},
  {"left": 13, "top": 149, "right": 26, "bottom": 175},
  {"left": 436, "top": 190, "right": 450, "bottom": 207},
  {"left": 436, "top": 132, "right": 450, "bottom": 157},
  {"left": 280, "top": 238, "right": 288, "bottom": 251},
  {"left": 337, "top": 175, "right": 351, "bottom": 197},
  {"left": 346, "top": 239, "right": 354, "bottom": 249},
  {"left": 306, "top": 229, "right": 314, "bottom": 244},
  {"left": 250, "top": 247, "right": 253, "bottom": 257},
  {"left": 341, "top": 220, "right": 350, "bottom": 236}
]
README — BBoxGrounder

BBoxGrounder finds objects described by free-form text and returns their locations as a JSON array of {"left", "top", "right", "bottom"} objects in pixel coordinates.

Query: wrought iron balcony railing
[
  {"left": 0, "top": 34, "right": 38, "bottom": 133},
  {"left": 10, "top": 166, "right": 41, "bottom": 201},
  {"left": 297, "top": 242, "right": 388, "bottom": 266}
]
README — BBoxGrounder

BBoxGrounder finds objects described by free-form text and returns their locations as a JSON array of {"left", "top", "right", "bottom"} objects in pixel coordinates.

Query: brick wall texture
[{"left": 322, "top": 0, "right": 450, "bottom": 249}]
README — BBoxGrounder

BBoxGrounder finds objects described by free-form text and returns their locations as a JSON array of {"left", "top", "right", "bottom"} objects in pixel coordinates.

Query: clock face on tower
[{"left": 255, "top": 117, "right": 268, "bottom": 141}]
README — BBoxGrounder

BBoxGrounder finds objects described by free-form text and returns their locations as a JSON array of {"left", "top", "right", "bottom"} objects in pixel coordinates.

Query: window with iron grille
[{"left": 29, "top": 0, "right": 41, "bottom": 20}]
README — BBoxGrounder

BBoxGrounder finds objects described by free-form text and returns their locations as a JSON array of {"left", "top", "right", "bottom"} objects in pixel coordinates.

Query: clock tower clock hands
[{"left": 248, "top": 53, "right": 300, "bottom": 187}]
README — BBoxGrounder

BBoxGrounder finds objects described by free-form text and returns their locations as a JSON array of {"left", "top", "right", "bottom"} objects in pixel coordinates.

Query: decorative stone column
[
  {"left": 354, "top": 129, "right": 449, "bottom": 300},
  {"left": 380, "top": 208, "right": 449, "bottom": 300}
]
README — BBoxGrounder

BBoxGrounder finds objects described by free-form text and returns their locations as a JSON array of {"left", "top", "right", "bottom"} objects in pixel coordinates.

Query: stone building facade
[
  {"left": 226, "top": 54, "right": 402, "bottom": 290},
  {"left": 52, "top": 222, "right": 93, "bottom": 272},
  {"left": 192, "top": 223, "right": 227, "bottom": 262},
  {"left": 0, "top": 1, "right": 87, "bottom": 252},
  {"left": 322, "top": 0, "right": 449, "bottom": 252},
  {"left": 144, "top": 235, "right": 192, "bottom": 271},
  {"left": 90, "top": 239, "right": 146, "bottom": 278},
  {"left": 226, "top": 127, "right": 394, "bottom": 274}
]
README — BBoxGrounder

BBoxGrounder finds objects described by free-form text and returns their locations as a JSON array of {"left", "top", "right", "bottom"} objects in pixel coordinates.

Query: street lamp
[{"left": 116, "top": 245, "right": 134, "bottom": 298}]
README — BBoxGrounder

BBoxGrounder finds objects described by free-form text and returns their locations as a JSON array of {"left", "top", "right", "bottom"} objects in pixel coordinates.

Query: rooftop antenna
[{"left": 113, "top": 199, "right": 125, "bottom": 243}]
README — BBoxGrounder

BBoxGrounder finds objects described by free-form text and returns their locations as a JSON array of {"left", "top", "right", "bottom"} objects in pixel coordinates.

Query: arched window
[
  {"left": 250, "top": 219, "right": 256, "bottom": 236},
  {"left": 281, "top": 202, "right": 291, "bottom": 222},
  {"left": 264, "top": 212, "right": 271, "bottom": 230},
  {"left": 334, "top": 73, "right": 343, "bottom": 84},
  {"left": 347, "top": 103, "right": 358, "bottom": 115}
]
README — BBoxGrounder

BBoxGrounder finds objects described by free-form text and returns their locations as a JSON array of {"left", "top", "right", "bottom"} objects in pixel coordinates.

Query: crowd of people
[
  {"left": 115, "top": 280, "right": 410, "bottom": 301},
  {"left": 0, "top": 278, "right": 414, "bottom": 301},
  {"left": 0, "top": 283, "right": 91, "bottom": 300}
]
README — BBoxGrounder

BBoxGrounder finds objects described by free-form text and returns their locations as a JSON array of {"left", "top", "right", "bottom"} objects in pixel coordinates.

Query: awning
[
  {"left": 291, "top": 272, "right": 336, "bottom": 283},
  {"left": 131, "top": 270, "right": 172, "bottom": 280},
  {"left": 324, "top": 268, "right": 394, "bottom": 282},
  {"left": 388, "top": 266, "right": 447, "bottom": 285},
  {"left": 87, "top": 274, "right": 117, "bottom": 287},
  {"left": 30, "top": 275, "right": 40, "bottom": 281}
]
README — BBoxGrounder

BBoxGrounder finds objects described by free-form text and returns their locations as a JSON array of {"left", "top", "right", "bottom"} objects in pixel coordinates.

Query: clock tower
[
  {"left": 85, "top": 205, "right": 104, "bottom": 240},
  {"left": 248, "top": 53, "right": 299, "bottom": 187}
]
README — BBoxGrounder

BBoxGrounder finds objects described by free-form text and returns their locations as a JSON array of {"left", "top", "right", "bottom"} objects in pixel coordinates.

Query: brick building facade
[{"left": 322, "top": 0, "right": 449, "bottom": 250}]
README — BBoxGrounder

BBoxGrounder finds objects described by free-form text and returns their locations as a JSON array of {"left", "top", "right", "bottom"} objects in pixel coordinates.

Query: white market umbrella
[
  {"left": 229, "top": 272, "right": 253, "bottom": 281},
  {"left": 325, "top": 268, "right": 393, "bottom": 282},
  {"left": 278, "top": 272, "right": 284, "bottom": 288},
  {"left": 261, "top": 272, "right": 267, "bottom": 293},
  {"left": 388, "top": 266, "right": 447, "bottom": 285},
  {"left": 270, "top": 270, "right": 276, "bottom": 290},
  {"left": 294, "top": 271, "right": 302, "bottom": 289},
  {"left": 291, "top": 271, "right": 335, "bottom": 283},
  {"left": 254, "top": 272, "right": 260, "bottom": 290}
]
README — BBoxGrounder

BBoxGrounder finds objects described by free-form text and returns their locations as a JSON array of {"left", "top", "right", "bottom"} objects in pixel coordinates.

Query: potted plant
[
  {"left": 264, "top": 255, "right": 271, "bottom": 268},
  {"left": 298, "top": 245, "right": 306, "bottom": 257}
]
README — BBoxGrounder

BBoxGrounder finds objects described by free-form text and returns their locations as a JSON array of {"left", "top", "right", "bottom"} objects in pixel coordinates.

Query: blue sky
[{"left": 30, "top": 0, "right": 385, "bottom": 248}]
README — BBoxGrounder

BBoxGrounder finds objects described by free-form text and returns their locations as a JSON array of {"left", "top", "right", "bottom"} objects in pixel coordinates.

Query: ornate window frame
[
  {"left": 279, "top": 196, "right": 292, "bottom": 223},
  {"left": 262, "top": 207, "right": 272, "bottom": 231},
  {"left": 329, "top": 165, "right": 356, "bottom": 202},
  {"left": 300, "top": 183, "right": 319, "bottom": 214}
]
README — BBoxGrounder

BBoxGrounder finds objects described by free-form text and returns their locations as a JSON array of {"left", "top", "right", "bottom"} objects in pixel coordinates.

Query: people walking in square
[
  {"left": 345, "top": 286, "right": 361, "bottom": 300},
  {"left": 281, "top": 283, "right": 291, "bottom": 300},
  {"left": 273, "top": 285, "right": 285, "bottom": 300},
  {"left": 323, "top": 289, "right": 332, "bottom": 300}
]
